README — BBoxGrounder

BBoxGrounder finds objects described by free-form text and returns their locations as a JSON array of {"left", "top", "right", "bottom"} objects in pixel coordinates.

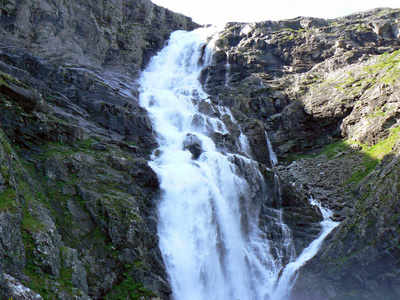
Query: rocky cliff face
[
  {"left": 203, "top": 7, "right": 400, "bottom": 299},
  {"left": 0, "top": 0, "right": 198, "bottom": 77},
  {"left": 0, "top": 0, "right": 198, "bottom": 299},
  {"left": 1, "top": 1, "right": 399, "bottom": 299}
]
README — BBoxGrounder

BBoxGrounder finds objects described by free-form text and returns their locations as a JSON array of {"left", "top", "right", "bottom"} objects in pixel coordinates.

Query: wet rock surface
[
  {"left": 202, "top": 7, "right": 400, "bottom": 299},
  {"left": 182, "top": 133, "right": 203, "bottom": 159},
  {"left": 0, "top": 0, "right": 197, "bottom": 298}
]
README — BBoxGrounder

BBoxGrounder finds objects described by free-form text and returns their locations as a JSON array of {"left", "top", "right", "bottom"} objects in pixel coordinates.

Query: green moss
[
  {"left": 366, "top": 126, "right": 400, "bottom": 160},
  {"left": 2, "top": 138, "right": 13, "bottom": 154},
  {"left": 348, "top": 157, "right": 379, "bottom": 183},
  {"left": 318, "top": 139, "right": 356, "bottom": 159},
  {"left": 106, "top": 272, "right": 156, "bottom": 300},
  {"left": 348, "top": 24, "right": 370, "bottom": 32},
  {"left": 22, "top": 232, "right": 76, "bottom": 298},
  {"left": 36, "top": 138, "right": 101, "bottom": 160},
  {"left": 309, "top": 50, "right": 400, "bottom": 99},
  {"left": 0, "top": 188, "right": 18, "bottom": 212},
  {"left": 21, "top": 229, "right": 55, "bottom": 299},
  {"left": 59, "top": 265, "right": 74, "bottom": 290},
  {"left": 23, "top": 267, "right": 54, "bottom": 299},
  {"left": 337, "top": 248, "right": 362, "bottom": 265},
  {"left": 347, "top": 126, "right": 400, "bottom": 183},
  {"left": 364, "top": 50, "right": 400, "bottom": 85},
  {"left": 0, "top": 165, "right": 10, "bottom": 184},
  {"left": 21, "top": 211, "right": 45, "bottom": 233},
  {"left": 0, "top": 70, "right": 27, "bottom": 87}
]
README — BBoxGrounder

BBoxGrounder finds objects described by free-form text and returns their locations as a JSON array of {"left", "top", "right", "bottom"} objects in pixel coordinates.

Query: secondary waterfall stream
[{"left": 139, "top": 28, "right": 338, "bottom": 300}]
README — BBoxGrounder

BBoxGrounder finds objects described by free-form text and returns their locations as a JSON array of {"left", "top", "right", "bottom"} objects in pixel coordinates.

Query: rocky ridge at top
[
  {"left": 201, "top": 7, "right": 400, "bottom": 299},
  {"left": 0, "top": 0, "right": 198, "bottom": 77}
]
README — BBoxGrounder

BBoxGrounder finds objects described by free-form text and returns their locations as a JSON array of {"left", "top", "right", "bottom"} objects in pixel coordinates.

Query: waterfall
[
  {"left": 271, "top": 198, "right": 340, "bottom": 299},
  {"left": 225, "top": 51, "right": 231, "bottom": 86},
  {"left": 138, "top": 28, "right": 337, "bottom": 300},
  {"left": 265, "top": 132, "right": 278, "bottom": 167}
]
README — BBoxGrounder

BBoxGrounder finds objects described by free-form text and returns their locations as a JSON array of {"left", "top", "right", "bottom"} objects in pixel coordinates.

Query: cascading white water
[
  {"left": 139, "top": 28, "right": 338, "bottom": 300},
  {"left": 271, "top": 198, "right": 340, "bottom": 299},
  {"left": 265, "top": 132, "right": 278, "bottom": 167},
  {"left": 139, "top": 28, "right": 255, "bottom": 300}
]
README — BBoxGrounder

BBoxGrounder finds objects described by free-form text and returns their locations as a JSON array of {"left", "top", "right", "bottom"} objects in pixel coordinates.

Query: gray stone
[
  {"left": 62, "top": 247, "right": 89, "bottom": 294},
  {"left": 182, "top": 133, "right": 203, "bottom": 159},
  {"left": 3, "top": 273, "right": 44, "bottom": 300}
]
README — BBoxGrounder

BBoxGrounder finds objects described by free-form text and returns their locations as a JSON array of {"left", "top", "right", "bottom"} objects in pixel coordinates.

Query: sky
[{"left": 152, "top": 0, "right": 400, "bottom": 26}]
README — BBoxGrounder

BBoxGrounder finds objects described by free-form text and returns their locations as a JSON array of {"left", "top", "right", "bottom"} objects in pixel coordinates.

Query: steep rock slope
[
  {"left": 0, "top": 0, "right": 197, "bottom": 298},
  {"left": 0, "top": 0, "right": 198, "bottom": 77},
  {"left": 0, "top": 0, "right": 323, "bottom": 299},
  {"left": 203, "top": 7, "right": 400, "bottom": 299}
]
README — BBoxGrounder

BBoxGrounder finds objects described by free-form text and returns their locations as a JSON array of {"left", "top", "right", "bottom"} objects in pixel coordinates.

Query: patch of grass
[
  {"left": 318, "top": 139, "right": 356, "bottom": 159},
  {"left": 21, "top": 211, "right": 45, "bottom": 233},
  {"left": 0, "top": 188, "right": 18, "bottom": 212},
  {"left": 337, "top": 248, "right": 363, "bottom": 264},
  {"left": 311, "top": 50, "right": 400, "bottom": 98},
  {"left": 35, "top": 138, "right": 101, "bottom": 160},
  {"left": 21, "top": 229, "right": 55, "bottom": 299},
  {"left": 366, "top": 126, "right": 400, "bottom": 160},
  {"left": 286, "top": 139, "right": 357, "bottom": 162},
  {"left": 348, "top": 157, "right": 379, "bottom": 184},
  {"left": 59, "top": 266, "right": 74, "bottom": 290},
  {"left": 347, "top": 126, "right": 400, "bottom": 183},
  {"left": 106, "top": 272, "right": 156, "bottom": 300},
  {"left": 365, "top": 50, "right": 400, "bottom": 85},
  {"left": 23, "top": 267, "right": 54, "bottom": 299}
]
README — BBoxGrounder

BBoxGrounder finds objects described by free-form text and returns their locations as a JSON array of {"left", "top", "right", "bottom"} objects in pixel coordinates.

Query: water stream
[{"left": 139, "top": 28, "right": 338, "bottom": 300}]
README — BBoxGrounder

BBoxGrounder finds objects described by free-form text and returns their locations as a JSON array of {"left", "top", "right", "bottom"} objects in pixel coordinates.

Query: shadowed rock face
[
  {"left": 0, "top": 0, "right": 198, "bottom": 299},
  {"left": 0, "top": 0, "right": 198, "bottom": 77},
  {"left": 200, "top": 7, "right": 400, "bottom": 299}
]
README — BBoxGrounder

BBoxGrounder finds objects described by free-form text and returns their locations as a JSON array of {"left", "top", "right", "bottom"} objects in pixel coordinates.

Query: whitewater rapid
[{"left": 138, "top": 28, "right": 339, "bottom": 300}]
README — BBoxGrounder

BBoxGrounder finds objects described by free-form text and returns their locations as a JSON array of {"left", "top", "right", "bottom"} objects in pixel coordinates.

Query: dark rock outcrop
[
  {"left": 182, "top": 133, "right": 203, "bottom": 159},
  {"left": 290, "top": 149, "right": 400, "bottom": 300},
  {"left": 0, "top": 0, "right": 198, "bottom": 298},
  {"left": 202, "top": 7, "right": 400, "bottom": 299},
  {"left": 203, "top": 8, "right": 400, "bottom": 158},
  {"left": 0, "top": 0, "right": 198, "bottom": 77}
]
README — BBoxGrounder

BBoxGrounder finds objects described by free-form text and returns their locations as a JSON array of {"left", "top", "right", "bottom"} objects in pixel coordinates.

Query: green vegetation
[
  {"left": 23, "top": 263, "right": 55, "bottom": 299},
  {"left": 337, "top": 248, "right": 363, "bottom": 264},
  {"left": 307, "top": 50, "right": 400, "bottom": 98},
  {"left": 347, "top": 156, "right": 379, "bottom": 184},
  {"left": 0, "top": 70, "right": 27, "bottom": 87},
  {"left": 106, "top": 272, "right": 156, "bottom": 300},
  {"left": 59, "top": 265, "right": 74, "bottom": 290},
  {"left": 22, "top": 232, "right": 77, "bottom": 299},
  {"left": 0, "top": 188, "right": 18, "bottom": 212},
  {"left": 21, "top": 229, "right": 53, "bottom": 298},
  {"left": 347, "top": 126, "right": 400, "bottom": 183},
  {"left": 364, "top": 126, "right": 400, "bottom": 159},
  {"left": 283, "top": 138, "right": 355, "bottom": 162},
  {"left": 318, "top": 139, "right": 354, "bottom": 159},
  {"left": 286, "top": 125, "right": 399, "bottom": 183},
  {"left": 365, "top": 50, "right": 400, "bottom": 85},
  {"left": 347, "top": 24, "right": 370, "bottom": 32},
  {"left": 35, "top": 138, "right": 98, "bottom": 159},
  {"left": 21, "top": 211, "right": 45, "bottom": 232}
]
